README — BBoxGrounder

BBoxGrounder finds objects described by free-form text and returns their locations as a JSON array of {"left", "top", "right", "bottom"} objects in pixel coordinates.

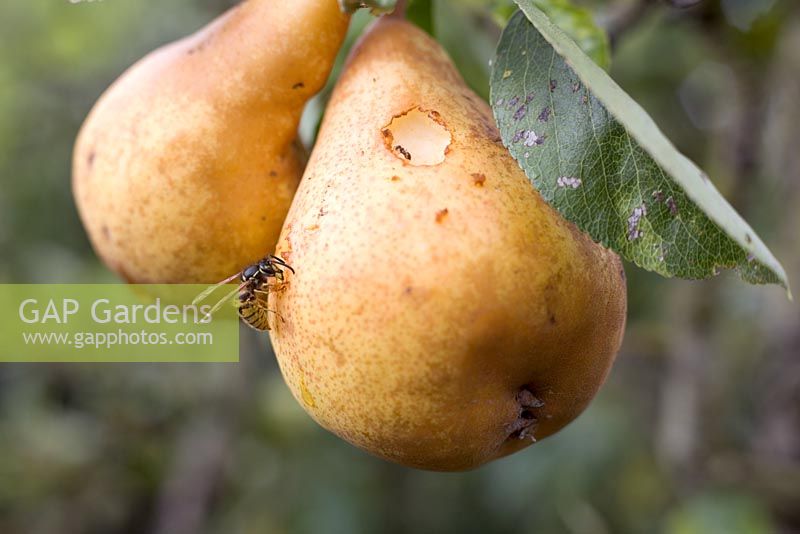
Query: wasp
[{"left": 193, "top": 255, "right": 294, "bottom": 331}]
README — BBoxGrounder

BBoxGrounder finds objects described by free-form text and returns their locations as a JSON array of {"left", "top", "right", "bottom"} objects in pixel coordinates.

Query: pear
[
  {"left": 269, "top": 17, "right": 627, "bottom": 471},
  {"left": 73, "top": 0, "right": 349, "bottom": 283}
]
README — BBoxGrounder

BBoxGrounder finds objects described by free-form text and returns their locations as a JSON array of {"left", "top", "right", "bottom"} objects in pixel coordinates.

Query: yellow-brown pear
[
  {"left": 73, "top": 0, "right": 349, "bottom": 283},
  {"left": 269, "top": 17, "right": 627, "bottom": 471}
]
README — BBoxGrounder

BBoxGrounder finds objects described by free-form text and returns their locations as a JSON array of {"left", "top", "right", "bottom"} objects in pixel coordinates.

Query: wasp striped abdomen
[{"left": 238, "top": 292, "right": 273, "bottom": 331}]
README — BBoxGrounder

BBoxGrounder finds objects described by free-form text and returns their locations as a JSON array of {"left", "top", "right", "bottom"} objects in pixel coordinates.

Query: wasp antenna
[{"left": 271, "top": 255, "right": 295, "bottom": 274}]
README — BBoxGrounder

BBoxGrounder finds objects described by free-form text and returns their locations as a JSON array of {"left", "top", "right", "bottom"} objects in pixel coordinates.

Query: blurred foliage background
[{"left": 0, "top": 0, "right": 798, "bottom": 532}]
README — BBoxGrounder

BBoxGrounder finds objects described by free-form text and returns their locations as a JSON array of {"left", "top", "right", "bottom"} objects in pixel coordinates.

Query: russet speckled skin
[
  {"left": 269, "top": 18, "right": 627, "bottom": 471},
  {"left": 73, "top": 0, "right": 349, "bottom": 283}
]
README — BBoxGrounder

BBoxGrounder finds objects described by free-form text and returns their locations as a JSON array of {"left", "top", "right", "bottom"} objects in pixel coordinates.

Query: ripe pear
[
  {"left": 73, "top": 0, "right": 349, "bottom": 283},
  {"left": 269, "top": 17, "right": 627, "bottom": 471}
]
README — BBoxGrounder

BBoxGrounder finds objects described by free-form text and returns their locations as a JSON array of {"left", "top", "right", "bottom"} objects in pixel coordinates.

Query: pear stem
[
  {"left": 389, "top": 0, "right": 409, "bottom": 18},
  {"left": 338, "top": 0, "right": 398, "bottom": 15}
]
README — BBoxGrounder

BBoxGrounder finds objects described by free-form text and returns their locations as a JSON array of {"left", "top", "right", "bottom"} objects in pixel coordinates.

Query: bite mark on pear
[{"left": 381, "top": 107, "right": 452, "bottom": 166}]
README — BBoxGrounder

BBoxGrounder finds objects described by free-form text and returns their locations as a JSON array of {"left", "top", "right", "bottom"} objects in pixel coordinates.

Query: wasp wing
[
  {"left": 200, "top": 284, "right": 243, "bottom": 323},
  {"left": 192, "top": 273, "right": 241, "bottom": 306}
]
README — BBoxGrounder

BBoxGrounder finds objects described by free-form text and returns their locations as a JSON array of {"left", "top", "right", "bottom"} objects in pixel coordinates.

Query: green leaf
[
  {"left": 430, "top": 0, "right": 608, "bottom": 100},
  {"left": 531, "top": 0, "right": 610, "bottom": 70},
  {"left": 490, "top": 0, "right": 610, "bottom": 70},
  {"left": 490, "top": 5, "right": 790, "bottom": 292}
]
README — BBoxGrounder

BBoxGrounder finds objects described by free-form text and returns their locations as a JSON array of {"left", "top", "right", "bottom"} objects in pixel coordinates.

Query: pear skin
[
  {"left": 269, "top": 18, "right": 627, "bottom": 471},
  {"left": 73, "top": 0, "right": 349, "bottom": 283}
]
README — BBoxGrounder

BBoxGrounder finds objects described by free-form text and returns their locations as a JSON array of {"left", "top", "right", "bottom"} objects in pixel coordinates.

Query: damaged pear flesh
[{"left": 382, "top": 107, "right": 452, "bottom": 166}]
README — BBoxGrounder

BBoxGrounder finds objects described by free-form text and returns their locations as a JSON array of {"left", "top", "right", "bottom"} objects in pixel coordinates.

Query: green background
[{"left": 0, "top": 0, "right": 798, "bottom": 532}]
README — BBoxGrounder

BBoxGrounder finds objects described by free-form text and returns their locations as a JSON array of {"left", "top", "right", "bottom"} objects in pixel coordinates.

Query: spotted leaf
[{"left": 490, "top": 5, "right": 789, "bottom": 293}]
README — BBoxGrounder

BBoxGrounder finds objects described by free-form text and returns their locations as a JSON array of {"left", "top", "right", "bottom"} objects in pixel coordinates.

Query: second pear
[{"left": 73, "top": 0, "right": 350, "bottom": 283}]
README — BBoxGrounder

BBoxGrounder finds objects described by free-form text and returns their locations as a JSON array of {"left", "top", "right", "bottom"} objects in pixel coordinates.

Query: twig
[
  {"left": 605, "top": 0, "right": 657, "bottom": 50},
  {"left": 389, "top": 0, "right": 408, "bottom": 18}
]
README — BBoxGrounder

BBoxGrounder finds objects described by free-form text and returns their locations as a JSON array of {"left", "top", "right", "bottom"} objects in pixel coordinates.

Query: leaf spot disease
[
  {"left": 666, "top": 197, "right": 678, "bottom": 216},
  {"left": 557, "top": 176, "right": 582, "bottom": 189},
  {"left": 538, "top": 106, "right": 551, "bottom": 122},
  {"left": 490, "top": 9, "right": 788, "bottom": 288},
  {"left": 435, "top": 209, "right": 449, "bottom": 223},
  {"left": 627, "top": 204, "right": 648, "bottom": 241},
  {"left": 514, "top": 105, "right": 528, "bottom": 121},
  {"left": 520, "top": 130, "right": 546, "bottom": 147},
  {"left": 471, "top": 173, "right": 487, "bottom": 187}
]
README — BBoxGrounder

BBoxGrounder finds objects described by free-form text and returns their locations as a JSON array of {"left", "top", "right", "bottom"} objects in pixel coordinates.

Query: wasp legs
[{"left": 252, "top": 285, "right": 287, "bottom": 326}]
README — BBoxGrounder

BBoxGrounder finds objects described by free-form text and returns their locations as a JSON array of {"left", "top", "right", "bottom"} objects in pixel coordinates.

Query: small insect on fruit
[{"left": 193, "top": 255, "right": 295, "bottom": 331}]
